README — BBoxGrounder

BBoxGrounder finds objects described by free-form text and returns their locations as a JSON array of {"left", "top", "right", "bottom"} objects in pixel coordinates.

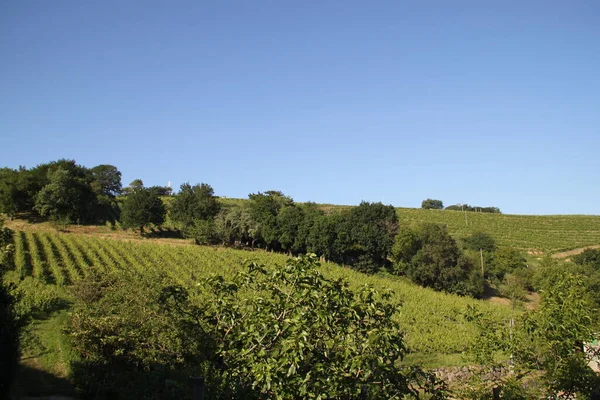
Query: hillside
[
  {"left": 6, "top": 226, "right": 515, "bottom": 395},
  {"left": 218, "top": 198, "right": 600, "bottom": 253}
]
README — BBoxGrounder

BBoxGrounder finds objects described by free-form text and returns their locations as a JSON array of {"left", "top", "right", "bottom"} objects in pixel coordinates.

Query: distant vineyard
[
  {"left": 12, "top": 231, "right": 509, "bottom": 355},
  {"left": 395, "top": 208, "right": 600, "bottom": 252}
]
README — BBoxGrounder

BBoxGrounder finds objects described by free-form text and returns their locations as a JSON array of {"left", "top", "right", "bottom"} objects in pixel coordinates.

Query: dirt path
[{"left": 552, "top": 245, "right": 600, "bottom": 259}]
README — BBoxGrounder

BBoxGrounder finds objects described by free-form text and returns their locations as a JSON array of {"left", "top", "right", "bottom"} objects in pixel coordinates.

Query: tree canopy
[{"left": 120, "top": 181, "right": 166, "bottom": 234}]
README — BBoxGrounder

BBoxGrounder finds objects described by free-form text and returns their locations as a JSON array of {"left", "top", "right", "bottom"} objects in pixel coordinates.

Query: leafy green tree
[
  {"left": 213, "top": 204, "right": 254, "bottom": 246},
  {"left": 120, "top": 184, "right": 166, "bottom": 234},
  {"left": 463, "top": 232, "right": 496, "bottom": 253},
  {"left": 34, "top": 167, "right": 98, "bottom": 223},
  {"left": 276, "top": 205, "right": 304, "bottom": 254},
  {"left": 247, "top": 191, "right": 293, "bottom": 250},
  {"left": 162, "top": 255, "right": 448, "bottom": 399},
  {"left": 292, "top": 202, "right": 324, "bottom": 254},
  {"left": 90, "top": 164, "right": 122, "bottom": 198},
  {"left": 392, "top": 224, "right": 482, "bottom": 296},
  {"left": 421, "top": 198, "right": 444, "bottom": 209},
  {"left": 170, "top": 183, "right": 220, "bottom": 237},
  {"left": 488, "top": 247, "right": 526, "bottom": 281},
  {"left": 343, "top": 202, "right": 398, "bottom": 271}
]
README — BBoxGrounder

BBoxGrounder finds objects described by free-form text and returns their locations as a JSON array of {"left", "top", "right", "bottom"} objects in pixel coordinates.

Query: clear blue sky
[{"left": 1, "top": 1, "right": 598, "bottom": 215}]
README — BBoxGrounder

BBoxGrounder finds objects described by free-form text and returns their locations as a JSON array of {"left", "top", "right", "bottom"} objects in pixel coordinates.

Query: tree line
[
  {"left": 421, "top": 198, "right": 501, "bottom": 213},
  {"left": 0, "top": 159, "right": 508, "bottom": 297}
]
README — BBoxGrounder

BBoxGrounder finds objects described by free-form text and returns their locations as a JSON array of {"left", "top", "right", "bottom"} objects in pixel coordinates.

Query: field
[{"left": 7, "top": 227, "right": 514, "bottom": 395}]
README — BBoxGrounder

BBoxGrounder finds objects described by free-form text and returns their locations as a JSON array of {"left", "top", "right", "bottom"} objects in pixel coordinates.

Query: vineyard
[
  {"left": 11, "top": 230, "right": 510, "bottom": 356},
  {"left": 394, "top": 208, "right": 600, "bottom": 252}
]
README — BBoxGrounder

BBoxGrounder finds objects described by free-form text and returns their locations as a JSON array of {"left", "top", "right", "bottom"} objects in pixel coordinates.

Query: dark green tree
[
  {"left": 34, "top": 167, "right": 98, "bottom": 223},
  {"left": 169, "top": 183, "right": 220, "bottom": 236},
  {"left": 421, "top": 199, "right": 444, "bottom": 210},
  {"left": 342, "top": 202, "right": 398, "bottom": 272},
  {"left": 462, "top": 232, "right": 496, "bottom": 253},
  {"left": 90, "top": 164, "right": 122, "bottom": 198},
  {"left": 247, "top": 191, "right": 293, "bottom": 251},
  {"left": 276, "top": 205, "right": 304, "bottom": 254},
  {"left": 120, "top": 184, "right": 166, "bottom": 234},
  {"left": 392, "top": 224, "right": 482, "bottom": 297}
]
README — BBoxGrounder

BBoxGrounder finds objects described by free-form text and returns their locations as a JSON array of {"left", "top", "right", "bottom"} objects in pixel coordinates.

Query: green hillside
[
  {"left": 394, "top": 208, "right": 600, "bottom": 252},
  {"left": 218, "top": 198, "right": 600, "bottom": 253},
  {"left": 7, "top": 229, "right": 511, "bottom": 396}
]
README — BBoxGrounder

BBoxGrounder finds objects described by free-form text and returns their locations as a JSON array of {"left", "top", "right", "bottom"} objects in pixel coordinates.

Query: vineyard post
[{"left": 480, "top": 248, "right": 484, "bottom": 278}]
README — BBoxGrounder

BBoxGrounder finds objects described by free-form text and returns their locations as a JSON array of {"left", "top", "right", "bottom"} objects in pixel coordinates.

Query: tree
[
  {"left": 247, "top": 191, "right": 293, "bottom": 250},
  {"left": 120, "top": 185, "right": 166, "bottom": 234},
  {"left": 421, "top": 199, "right": 443, "bottom": 210},
  {"left": 462, "top": 232, "right": 496, "bottom": 253},
  {"left": 392, "top": 224, "right": 482, "bottom": 297},
  {"left": 0, "top": 168, "right": 20, "bottom": 218},
  {"left": 90, "top": 164, "right": 122, "bottom": 198},
  {"left": 343, "top": 202, "right": 398, "bottom": 271},
  {"left": 488, "top": 247, "right": 526, "bottom": 281},
  {"left": 169, "top": 183, "right": 220, "bottom": 236},
  {"left": 34, "top": 167, "right": 98, "bottom": 224},
  {"left": 276, "top": 205, "right": 304, "bottom": 254},
  {"left": 162, "top": 255, "right": 448, "bottom": 398}
]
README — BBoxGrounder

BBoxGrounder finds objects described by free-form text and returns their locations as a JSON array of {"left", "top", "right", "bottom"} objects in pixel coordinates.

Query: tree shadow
[
  {"left": 11, "top": 363, "right": 75, "bottom": 398},
  {"left": 145, "top": 227, "right": 184, "bottom": 239}
]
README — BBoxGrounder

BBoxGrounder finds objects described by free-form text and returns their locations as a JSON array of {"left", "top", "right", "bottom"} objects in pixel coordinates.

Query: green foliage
[
  {"left": 488, "top": 247, "right": 527, "bottom": 281},
  {"left": 163, "top": 254, "right": 448, "bottom": 399},
  {"left": 421, "top": 199, "right": 444, "bottom": 210},
  {"left": 34, "top": 167, "right": 98, "bottom": 223},
  {"left": 572, "top": 248, "right": 600, "bottom": 269},
  {"left": 169, "top": 183, "right": 220, "bottom": 237},
  {"left": 67, "top": 270, "right": 202, "bottom": 399},
  {"left": 392, "top": 224, "right": 482, "bottom": 297},
  {"left": 463, "top": 231, "right": 496, "bottom": 253},
  {"left": 186, "top": 219, "right": 217, "bottom": 245},
  {"left": 89, "top": 164, "right": 122, "bottom": 198},
  {"left": 120, "top": 184, "right": 166, "bottom": 234},
  {"left": 445, "top": 204, "right": 501, "bottom": 213},
  {"left": 467, "top": 272, "right": 600, "bottom": 399},
  {"left": 247, "top": 191, "right": 293, "bottom": 250}
]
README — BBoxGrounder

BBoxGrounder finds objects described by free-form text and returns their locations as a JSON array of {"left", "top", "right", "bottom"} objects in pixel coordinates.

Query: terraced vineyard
[{"left": 12, "top": 230, "right": 509, "bottom": 355}]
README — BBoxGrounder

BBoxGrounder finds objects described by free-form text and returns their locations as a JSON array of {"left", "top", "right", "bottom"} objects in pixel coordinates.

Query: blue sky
[{"left": 1, "top": 1, "right": 598, "bottom": 215}]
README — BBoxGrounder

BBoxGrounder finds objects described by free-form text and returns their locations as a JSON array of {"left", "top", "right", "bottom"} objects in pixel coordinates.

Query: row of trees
[
  {"left": 163, "top": 187, "right": 398, "bottom": 273},
  {"left": 0, "top": 160, "right": 122, "bottom": 223},
  {"left": 421, "top": 199, "right": 501, "bottom": 213}
]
